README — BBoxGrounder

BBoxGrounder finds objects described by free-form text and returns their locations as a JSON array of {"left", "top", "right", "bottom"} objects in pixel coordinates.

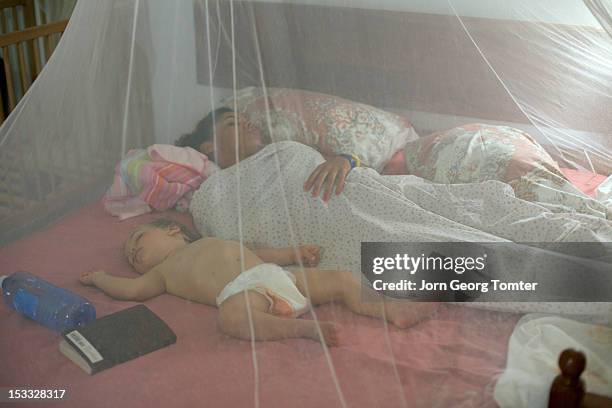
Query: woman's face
[{"left": 200, "top": 111, "right": 265, "bottom": 168}]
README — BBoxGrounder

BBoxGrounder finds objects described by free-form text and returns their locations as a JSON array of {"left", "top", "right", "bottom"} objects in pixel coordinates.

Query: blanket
[
  {"left": 494, "top": 314, "right": 612, "bottom": 408},
  {"left": 103, "top": 144, "right": 216, "bottom": 220},
  {"left": 190, "top": 141, "right": 612, "bottom": 316},
  {"left": 402, "top": 124, "right": 611, "bottom": 219}
]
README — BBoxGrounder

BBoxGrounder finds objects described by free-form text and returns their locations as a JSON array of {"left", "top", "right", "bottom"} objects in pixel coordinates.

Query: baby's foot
[
  {"left": 316, "top": 321, "right": 342, "bottom": 347},
  {"left": 385, "top": 301, "right": 440, "bottom": 329}
]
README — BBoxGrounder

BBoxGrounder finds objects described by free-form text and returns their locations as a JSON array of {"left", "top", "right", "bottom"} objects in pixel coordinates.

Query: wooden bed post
[
  {"left": 548, "top": 349, "right": 612, "bottom": 408},
  {"left": 548, "top": 349, "right": 586, "bottom": 408}
]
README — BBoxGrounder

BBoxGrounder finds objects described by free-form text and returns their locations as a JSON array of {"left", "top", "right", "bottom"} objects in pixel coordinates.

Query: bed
[
  {"left": 0, "top": 201, "right": 524, "bottom": 407},
  {"left": 2, "top": 152, "right": 611, "bottom": 407},
  {"left": 0, "top": 1, "right": 610, "bottom": 405},
  {"left": 1, "top": 87, "right": 610, "bottom": 408}
]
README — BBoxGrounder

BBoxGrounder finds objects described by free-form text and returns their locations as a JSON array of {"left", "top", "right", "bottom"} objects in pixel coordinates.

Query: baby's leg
[
  {"left": 217, "top": 290, "right": 340, "bottom": 346},
  {"left": 292, "top": 268, "right": 439, "bottom": 328}
]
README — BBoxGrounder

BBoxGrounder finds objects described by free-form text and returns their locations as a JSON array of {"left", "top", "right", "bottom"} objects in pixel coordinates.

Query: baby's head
[{"left": 124, "top": 218, "right": 200, "bottom": 274}]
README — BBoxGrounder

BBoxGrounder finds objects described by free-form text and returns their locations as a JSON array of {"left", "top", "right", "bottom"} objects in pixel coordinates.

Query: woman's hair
[
  {"left": 174, "top": 107, "right": 234, "bottom": 152},
  {"left": 148, "top": 218, "right": 201, "bottom": 243}
]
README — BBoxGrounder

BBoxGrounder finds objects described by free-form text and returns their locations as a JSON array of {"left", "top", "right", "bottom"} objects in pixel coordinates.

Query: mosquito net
[{"left": 0, "top": 1, "right": 611, "bottom": 407}]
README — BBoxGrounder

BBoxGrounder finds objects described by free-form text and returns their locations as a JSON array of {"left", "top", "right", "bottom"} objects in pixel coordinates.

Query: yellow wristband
[{"left": 351, "top": 154, "right": 362, "bottom": 168}]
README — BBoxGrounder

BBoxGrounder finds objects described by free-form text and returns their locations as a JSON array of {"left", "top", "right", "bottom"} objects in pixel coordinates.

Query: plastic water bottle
[{"left": 1, "top": 271, "right": 96, "bottom": 333}]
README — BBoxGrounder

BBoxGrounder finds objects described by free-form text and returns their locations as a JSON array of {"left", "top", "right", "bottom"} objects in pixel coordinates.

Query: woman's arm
[{"left": 303, "top": 154, "right": 358, "bottom": 202}]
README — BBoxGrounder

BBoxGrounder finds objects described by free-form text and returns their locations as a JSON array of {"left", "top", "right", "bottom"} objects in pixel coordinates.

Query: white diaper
[{"left": 216, "top": 263, "right": 310, "bottom": 317}]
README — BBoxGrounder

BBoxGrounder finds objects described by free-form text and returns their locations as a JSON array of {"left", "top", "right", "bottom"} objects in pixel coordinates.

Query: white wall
[
  {"left": 146, "top": 0, "right": 231, "bottom": 144},
  {"left": 251, "top": 0, "right": 600, "bottom": 27}
]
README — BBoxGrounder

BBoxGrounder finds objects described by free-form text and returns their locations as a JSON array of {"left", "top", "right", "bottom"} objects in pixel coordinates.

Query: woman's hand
[
  {"left": 303, "top": 156, "right": 352, "bottom": 202},
  {"left": 296, "top": 245, "right": 321, "bottom": 267},
  {"left": 79, "top": 270, "right": 105, "bottom": 286}
]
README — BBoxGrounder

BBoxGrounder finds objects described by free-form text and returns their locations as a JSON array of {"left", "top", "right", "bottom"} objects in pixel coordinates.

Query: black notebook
[{"left": 59, "top": 304, "right": 176, "bottom": 375}]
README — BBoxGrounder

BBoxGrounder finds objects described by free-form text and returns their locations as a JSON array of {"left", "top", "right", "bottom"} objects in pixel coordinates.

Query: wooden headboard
[{"left": 194, "top": 1, "right": 611, "bottom": 137}]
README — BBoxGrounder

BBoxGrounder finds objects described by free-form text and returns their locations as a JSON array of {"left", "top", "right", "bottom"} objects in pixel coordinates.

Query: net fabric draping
[
  {"left": 585, "top": 0, "right": 612, "bottom": 37},
  {"left": 0, "top": 1, "right": 611, "bottom": 407},
  {"left": 0, "top": 0, "right": 154, "bottom": 243}
]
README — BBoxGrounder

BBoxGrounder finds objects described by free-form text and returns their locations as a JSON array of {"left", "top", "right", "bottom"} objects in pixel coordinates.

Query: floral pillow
[
  {"left": 403, "top": 123, "right": 566, "bottom": 185},
  {"left": 220, "top": 87, "right": 418, "bottom": 171}
]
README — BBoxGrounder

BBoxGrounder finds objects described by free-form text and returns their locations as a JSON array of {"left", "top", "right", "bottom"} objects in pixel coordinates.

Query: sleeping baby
[{"left": 79, "top": 218, "right": 436, "bottom": 346}]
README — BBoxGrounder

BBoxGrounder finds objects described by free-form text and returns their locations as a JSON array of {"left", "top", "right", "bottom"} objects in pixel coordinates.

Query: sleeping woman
[
  {"left": 175, "top": 107, "right": 363, "bottom": 203},
  {"left": 176, "top": 108, "right": 610, "bottom": 220}
]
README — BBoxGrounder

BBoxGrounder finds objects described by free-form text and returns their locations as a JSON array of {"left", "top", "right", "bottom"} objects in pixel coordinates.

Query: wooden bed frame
[
  {"left": 0, "top": 1, "right": 154, "bottom": 245},
  {"left": 549, "top": 349, "right": 612, "bottom": 408},
  {"left": 0, "top": 0, "right": 68, "bottom": 120},
  {"left": 0, "top": 6, "right": 91, "bottom": 244}
]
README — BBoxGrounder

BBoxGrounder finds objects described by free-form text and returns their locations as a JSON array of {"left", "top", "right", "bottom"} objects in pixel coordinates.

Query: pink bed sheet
[
  {"left": 0, "top": 202, "right": 520, "bottom": 408},
  {"left": 559, "top": 168, "right": 608, "bottom": 197}
]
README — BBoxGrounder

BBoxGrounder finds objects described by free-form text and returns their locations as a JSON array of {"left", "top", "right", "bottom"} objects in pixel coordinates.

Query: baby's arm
[
  {"left": 79, "top": 270, "right": 166, "bottom": 301},
  {"left": 251, "top": 245, "right": 321, "bottom": 267}
]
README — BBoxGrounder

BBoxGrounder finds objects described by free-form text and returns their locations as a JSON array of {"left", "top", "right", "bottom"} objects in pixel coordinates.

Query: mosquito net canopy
[
  {"left": 0, "top": 0, "right": 610, "bottom": 240},
  {"left": 0, "top": 1, "right": 611, "bottom": 407}
]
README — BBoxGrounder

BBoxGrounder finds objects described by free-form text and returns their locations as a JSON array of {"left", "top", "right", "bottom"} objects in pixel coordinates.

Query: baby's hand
[
  {"left": 79, "top": 270, "right": 105, "bottom": 286},
  {"left": 318, "top": 322, "right": 343, "bottom": 347},
  {"left": 297, "top": 245, "right": 321, "bottom": 267}
]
